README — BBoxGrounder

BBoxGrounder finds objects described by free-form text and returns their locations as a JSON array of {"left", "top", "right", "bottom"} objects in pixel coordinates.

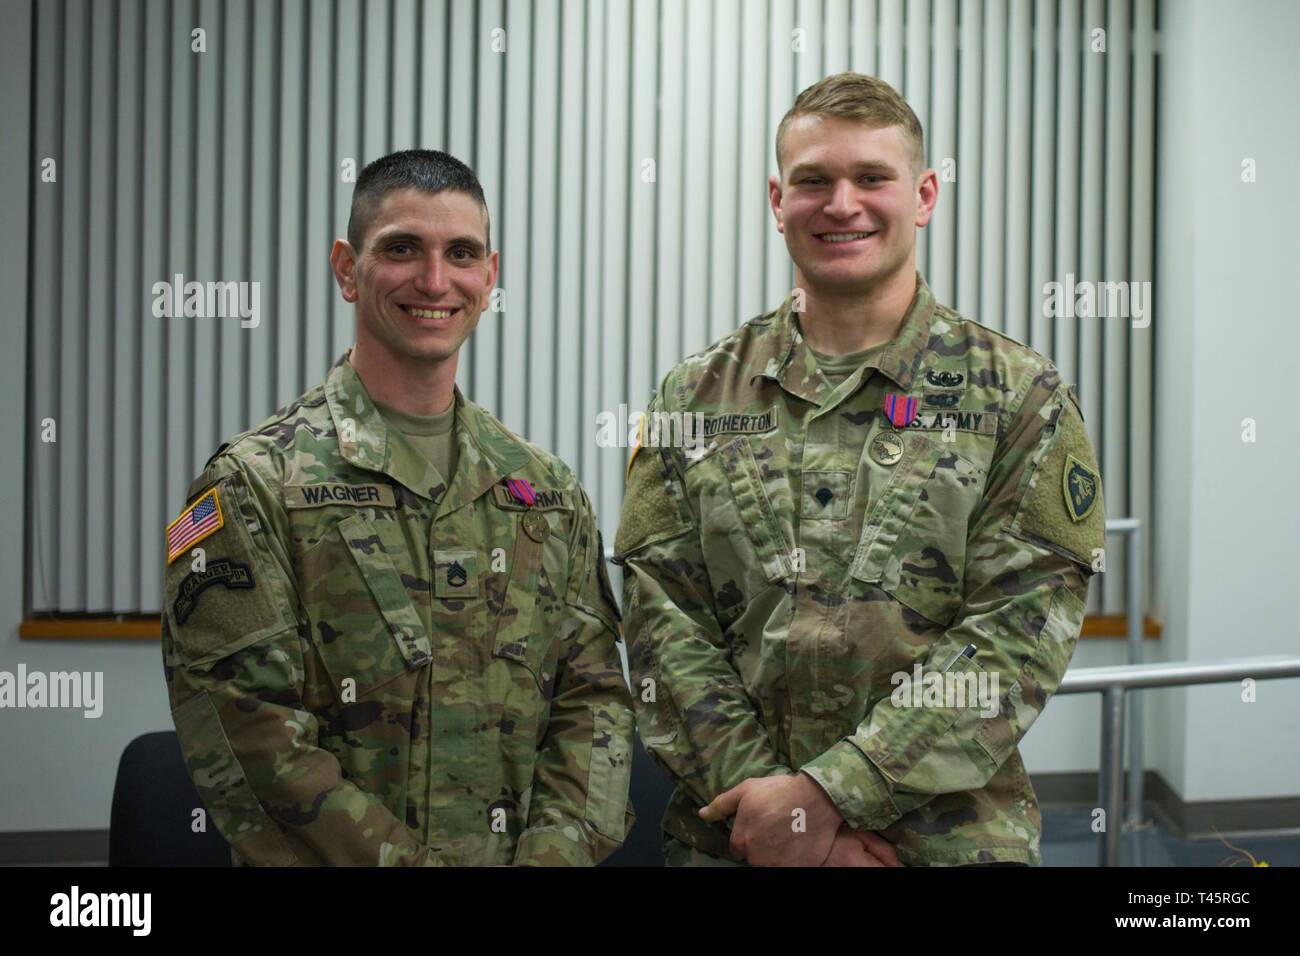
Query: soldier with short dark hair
[
  {"left": 615, "top": 73, "right": 1104, "bottom": 867},
  {"left": 163, "top": 149, "right": 633, "bottom": 866}
]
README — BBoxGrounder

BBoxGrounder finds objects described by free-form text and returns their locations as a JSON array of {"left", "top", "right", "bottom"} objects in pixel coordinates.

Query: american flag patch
[{"left": 166, "top": 488, "right": 224, "bottom": 564}]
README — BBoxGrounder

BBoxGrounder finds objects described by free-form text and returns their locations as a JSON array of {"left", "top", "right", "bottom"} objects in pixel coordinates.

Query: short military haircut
[
  {"left": 775, "top": 72, "right": 927, "bottom": 179},
  {"left": 346, "top": 149, "right": 491, "bottom": 252}
]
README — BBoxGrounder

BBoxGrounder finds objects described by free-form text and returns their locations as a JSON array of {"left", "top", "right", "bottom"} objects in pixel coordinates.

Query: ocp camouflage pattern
[
  {"left": 162, "top": 353, "right": 634, "bottom": 866},
  {"left": 615, "top": 274, "right": 1104, "bottom": 866}
]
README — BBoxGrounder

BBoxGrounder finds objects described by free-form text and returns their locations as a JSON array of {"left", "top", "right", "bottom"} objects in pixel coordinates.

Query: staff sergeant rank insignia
[
  {"left": 446, "top": 560, "right": 468, "bottom": 588},
  {"left": 1064, "top": 453, "right": 1100, "bottom": 522}
]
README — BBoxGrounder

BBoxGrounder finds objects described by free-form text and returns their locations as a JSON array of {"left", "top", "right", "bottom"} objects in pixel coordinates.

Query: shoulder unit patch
[{"left": 1063, "top": 453, "right": 1100, "bottom": 522}]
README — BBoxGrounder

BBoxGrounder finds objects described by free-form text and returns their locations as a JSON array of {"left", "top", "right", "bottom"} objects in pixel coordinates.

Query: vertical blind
[{"left": 27, "top": 0, "right": 1156, "bottom": 617}]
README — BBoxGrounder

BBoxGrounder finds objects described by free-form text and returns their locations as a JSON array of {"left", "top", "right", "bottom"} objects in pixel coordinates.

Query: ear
[
  {"left": 330, "top": 239, "right": 359, "bottom": 303},
  {"left": 480, "top": 249, "right": 500, "bottom": 313},
  {"left": 914, "top": 168, "right": 940, "bottom": 229},
  {"left": 768, "top": 175, "right": 785, "bottom": 234}
]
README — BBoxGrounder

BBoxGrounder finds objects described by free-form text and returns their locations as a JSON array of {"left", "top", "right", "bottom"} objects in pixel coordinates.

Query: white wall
[
  {"left": 1155, "top": 0, "right": 1300, "bottom": 801},
  {"left": 1023, "top": 0, "right": 1300, "bottom": 801}
]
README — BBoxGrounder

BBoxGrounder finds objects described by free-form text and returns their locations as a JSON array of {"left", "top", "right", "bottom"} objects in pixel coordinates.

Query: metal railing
[
  {"left": 1104, "top": 518, "right": 1147, "bottom": 829},
  {"left": 1058, "top": 655, "right": 1300, "bottom": 866}
]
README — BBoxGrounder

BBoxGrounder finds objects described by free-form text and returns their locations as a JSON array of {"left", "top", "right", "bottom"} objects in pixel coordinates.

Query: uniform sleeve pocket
[
  {"left": 584, "top": 702, "right": 633, "bottom": 841},
  {"left": 861, "top": 650, "right": 992, "bottom": 795},
  {"left": 974, "top": 584, "right": 1085, "bottom": 769},
  {"left": 171, "top": 691, "right": 299, "bottom": 866}
]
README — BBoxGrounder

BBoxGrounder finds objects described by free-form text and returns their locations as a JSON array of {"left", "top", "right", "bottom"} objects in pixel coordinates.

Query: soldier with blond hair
[{"left": 616, "top": 73, "right": 1104, "bottom": 867}]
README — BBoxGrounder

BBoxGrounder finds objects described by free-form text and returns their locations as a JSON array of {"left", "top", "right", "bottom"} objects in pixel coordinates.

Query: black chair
[
  {"left": 109, "top": 731, "right": 232, "bottom": 866},
  {"left": 109, "top": 730, "right": 675, "bottom": 866},
  {"left": 600, "top": 736, "right": 676, "bottom": 867}
]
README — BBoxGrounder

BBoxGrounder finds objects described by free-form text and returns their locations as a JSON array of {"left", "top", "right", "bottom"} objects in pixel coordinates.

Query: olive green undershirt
[
  {"left": 374, "top": 398, "right": 459, "bottom": 484},
  {"left": 806, "top": 340, "right": 891, "bottom": 384}
]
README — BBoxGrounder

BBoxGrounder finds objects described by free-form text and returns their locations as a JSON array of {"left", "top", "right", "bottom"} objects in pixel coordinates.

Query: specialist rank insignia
[
  {"left": 1064, "top": 453, "right": 1100, "bottom": 522},
  {"left": 883, "top": 393, "right": 918, "bottom": 428}
]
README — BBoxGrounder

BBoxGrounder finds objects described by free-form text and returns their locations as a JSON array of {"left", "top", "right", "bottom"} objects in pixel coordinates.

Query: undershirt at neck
[
  {"left": 374, "top": 399, "right": 458, "bottom": 483},
  {"left": 806, "top": 341, "right": 890, "bottom": 385}
]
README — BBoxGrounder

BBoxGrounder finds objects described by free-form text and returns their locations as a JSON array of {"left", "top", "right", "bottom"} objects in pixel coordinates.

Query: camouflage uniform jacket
[
  {"left": 614, "top": 274, "right": 1104, "bottom": 865},
  {"left": 162, "top": 353, "right": 634, "bottom": 866}
]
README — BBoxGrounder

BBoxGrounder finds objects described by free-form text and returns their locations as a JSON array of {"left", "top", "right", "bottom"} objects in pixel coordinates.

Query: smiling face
[
  {"left": 331, "top": 187, "right": 498, "bottom": 366},
  {"left": 770, "top": 115, "right": 936, "bottom": 296}
]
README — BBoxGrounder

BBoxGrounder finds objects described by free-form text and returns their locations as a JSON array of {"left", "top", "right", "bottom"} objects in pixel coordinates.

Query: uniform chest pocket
[
  {"left": 851, "top": 435, "right": 987, "bottom": 627},
  {"left": 302, "top": 512, "right": 431, "bottom": 700},
  {"left": 688, "top": 435, "right": 795, "bottom": 588},
  {"left": 489, "top": 510, "right": 562, "bottom": 696}
]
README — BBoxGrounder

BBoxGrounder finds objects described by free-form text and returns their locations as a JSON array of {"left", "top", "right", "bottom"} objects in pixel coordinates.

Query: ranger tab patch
[
  {"left": 1063, "top": 453, "right": 1100, "bottom": 522},
  {"left": 166, "top": 488, "right": 224, "bottom": 564},
  {"left": 172, "top": 558, "right": 254, "bottom": 624}
]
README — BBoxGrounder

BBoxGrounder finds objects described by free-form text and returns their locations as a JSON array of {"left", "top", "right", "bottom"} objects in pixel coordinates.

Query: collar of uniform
[
  {"left": 874, "top": 273, "right": 936, "bottom": 391},
  {"left": 435, "top": 390, "right": 532, "bottom": 519},
  {"left": 326, "top": 355, "right": 531, "bottom": 507},
  {"left": 751, "top": 272, "right": 936, "bottom": 402},
  {"left": 325, "top": 352, "right": 453, "bottom": 501}
]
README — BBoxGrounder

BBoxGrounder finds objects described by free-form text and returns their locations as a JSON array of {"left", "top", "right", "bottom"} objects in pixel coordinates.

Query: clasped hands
[{"left": 698, "top": 772, "right": 901, "bottom": 867}]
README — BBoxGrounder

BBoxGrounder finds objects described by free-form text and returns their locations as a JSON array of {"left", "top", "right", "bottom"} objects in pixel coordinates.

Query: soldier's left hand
[{"left": 699, "top": 773, "right": 844, "bottom": 866}]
